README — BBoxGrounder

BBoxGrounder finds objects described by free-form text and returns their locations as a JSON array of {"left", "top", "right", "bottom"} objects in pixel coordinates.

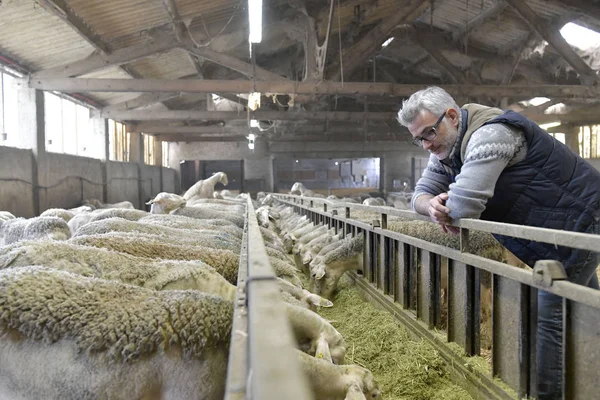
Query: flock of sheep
[{"left": 0, "top": 173, "right": 383, "bottom": 399}]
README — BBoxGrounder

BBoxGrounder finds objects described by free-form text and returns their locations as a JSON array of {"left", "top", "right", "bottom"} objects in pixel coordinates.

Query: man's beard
[{"left": 435, "top": 124, "right": 459, "bottom": 160}]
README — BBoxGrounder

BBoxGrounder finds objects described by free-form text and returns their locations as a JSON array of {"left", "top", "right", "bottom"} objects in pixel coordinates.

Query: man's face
[{"left": 408, "top": 110, "right": 459, "bottom": 160}]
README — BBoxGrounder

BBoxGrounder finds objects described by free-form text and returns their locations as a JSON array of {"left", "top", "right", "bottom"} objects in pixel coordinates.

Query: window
[
  {"left": 579, "top": 125, "right": 600, "bottom": 159},
  {"left": 109, "top": 119, "right": 129, "bottom": 161},
  {"left": 0, "top": 71, "right": 23, "bottom": 148},
  {"left": 162, "top": 141, "right": 169, "bottom": 167},
  {"left": 44, "top": 92, "right": 99, "bottom": 158},
  {"left": 143, "top": 133, "right": 155, "bottom": 165}
]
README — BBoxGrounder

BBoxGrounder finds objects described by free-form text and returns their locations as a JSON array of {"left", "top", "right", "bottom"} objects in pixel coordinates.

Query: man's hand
[{"left": 427, "top": 193, "right": 459, "bottom": 235}]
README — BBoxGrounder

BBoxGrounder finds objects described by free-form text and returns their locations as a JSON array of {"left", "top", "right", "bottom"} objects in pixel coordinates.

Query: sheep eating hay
[{"left": 0, "top": 267, "right": 233, "bottom": 400}]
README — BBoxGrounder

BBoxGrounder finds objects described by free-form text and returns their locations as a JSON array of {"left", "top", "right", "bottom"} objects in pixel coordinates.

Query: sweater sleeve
[
  {"left": 446, "top": 123, "right": 527, "bottom": 219},
  {"left": 411, "top": 155, "right": 452, "bottom": 210}
]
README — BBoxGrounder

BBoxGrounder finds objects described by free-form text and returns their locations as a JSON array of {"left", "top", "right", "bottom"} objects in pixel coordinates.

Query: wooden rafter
[
  {"left": 327, "top": 0, "right": 430, "bottom": 80},
  {"left": 555, "top": 0, "right": 600, "bottom": 22},
  {"left": 29, "top": 78, "right": 600, "bottom": 99},
  {"left": 131, "top": 125, "right": 402, "bottom": 134},
  {"left": 95, "top": 110, "right": 397, "bottom": 122},
  {"left": 504, "top": 0, "right": 599, "bottom": 84}
]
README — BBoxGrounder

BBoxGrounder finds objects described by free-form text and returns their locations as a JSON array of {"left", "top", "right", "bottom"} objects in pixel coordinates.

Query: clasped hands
[{"left": 428, "top": 193, "right": 460, "bottom": 235}]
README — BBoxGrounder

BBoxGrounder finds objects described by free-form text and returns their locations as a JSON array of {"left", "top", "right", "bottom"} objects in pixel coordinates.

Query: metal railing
[
  {"left": 225, "top": 197, "right": 313, "bottom": 400},
  {"left": 274, "top": 193, "right": 600, "bottom": 400}
]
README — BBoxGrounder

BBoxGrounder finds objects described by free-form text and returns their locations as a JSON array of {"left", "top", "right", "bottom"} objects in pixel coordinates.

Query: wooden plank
[
  {"left": 30, "top": 78, "right": 600, "bottom": 98},
  {"left": 453, "top": 1, "right": 507, "bottom": 42}
]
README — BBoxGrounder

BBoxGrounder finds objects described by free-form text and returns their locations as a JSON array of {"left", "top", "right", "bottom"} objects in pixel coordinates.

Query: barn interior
[{"left": 1, "top": 1, "right": 600, "bottom": 399}]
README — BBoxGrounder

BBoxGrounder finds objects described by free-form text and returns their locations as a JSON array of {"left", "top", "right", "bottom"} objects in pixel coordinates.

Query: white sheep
[
  {"left": 146, "top": 192, "right": 187, "bottom": 214},
  {"left": 83, "top": 198, "right": 135, "bottom": 209},
  {"left": 362, "top": 197, "right": 386, "bottom": 206},
  {"left": 172, "top": 206, "right": 244, "bottom": 228},
  {"left": 0, "top": 216, "right": 71, "bottom": 246},
  {"left": 0, "top": 211, "right": 16, "bottom": 221},
  {"left": 310, "top": 234, "right": 364, "bottom": 299},
  {"left": 183, "top": 172, "right": 228, "bottom": 200},
  {"left": 297, "top": 350, "right": 381, "bottom": 400},
  {"left": 40, "top": 208, "right": 75, "bottom": 222},
  {"left": 0, "top": 266, "right": 232, "bottom": 400}
]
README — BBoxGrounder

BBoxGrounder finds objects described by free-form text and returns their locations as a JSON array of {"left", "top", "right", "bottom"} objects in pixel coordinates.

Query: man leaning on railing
[{"left": 397, "top": 86, "right": 600, "bottom": 400}]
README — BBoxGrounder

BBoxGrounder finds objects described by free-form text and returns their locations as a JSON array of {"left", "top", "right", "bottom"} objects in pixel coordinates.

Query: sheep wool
[
  {"left": 0, "top": 240, "right": 236, "bottom": 299},
  {"left": 1, "top": 216, "right": 71, "bottom": 245},
  {"left": 0, "top": 267, "right": 233, "bottom": 362},
  {"left": 89, "top": 209, "right": 148, "bottom": 223}
]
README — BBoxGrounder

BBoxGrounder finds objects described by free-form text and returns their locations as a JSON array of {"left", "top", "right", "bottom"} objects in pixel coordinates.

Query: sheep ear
[{"left": 146, "top": 199, "right": 155, "bottom": 205}]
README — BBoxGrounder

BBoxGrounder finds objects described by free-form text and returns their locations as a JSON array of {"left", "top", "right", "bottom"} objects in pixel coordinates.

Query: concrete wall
[
  {"left": 140, "top": 165, "right": 162, "bottom": 205},
  {"left": 162, "top": 167, "right": 178, "bottom": 194},
  {"left": 107, "top": 161, "right": 140, "bottom": 207},
  {"left": 0, "top": 146, "right": 35, "bottom": 217},
  {"left": 38, "top": 152, "right": 104, "bottom": 210}
]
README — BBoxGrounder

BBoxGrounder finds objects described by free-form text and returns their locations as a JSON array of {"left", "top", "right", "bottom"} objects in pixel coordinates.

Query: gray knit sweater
[{"left": 412, "top": 112, "right": 528, "bottom": 220}]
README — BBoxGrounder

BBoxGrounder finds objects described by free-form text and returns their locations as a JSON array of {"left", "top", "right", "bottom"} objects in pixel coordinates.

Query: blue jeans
[{"left": 537, "top": 224, "right": 600, "bottom": 400}]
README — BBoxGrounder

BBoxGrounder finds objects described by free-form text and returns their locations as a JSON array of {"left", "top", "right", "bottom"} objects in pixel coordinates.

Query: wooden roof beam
[
  {"left": 132, "top": 125, "right": 403, "bottom": 134},
  {"left": 555, "top": 0, "right": 600, "bottom": 22},
  {"left": 327, "top": 0, "right": 430, "bottom": 80},
  {"left": 29, "top": 78, "right": 600, "bottom": 99},
  {"left": 504, "top": 0, "right": 599, "bottom": 85},
  {"left": 94, "top": 109, "right": 397, "bottom": 122}
]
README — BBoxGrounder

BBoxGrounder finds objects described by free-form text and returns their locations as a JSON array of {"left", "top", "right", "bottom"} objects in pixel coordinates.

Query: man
[{"left": 397, "top": 86, "right": 600, "bottom": 400}]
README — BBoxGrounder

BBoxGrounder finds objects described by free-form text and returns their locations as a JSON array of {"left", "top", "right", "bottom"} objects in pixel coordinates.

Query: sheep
[
  {"left": 0, "top": 266, "right": 232, "bottom": 400},
  {"left": 290, "top": 182, "right": 315, "bottom": 197},
  {"left": 139, "top": 213, "right": 238, "bottom": 230},
  {"left": 69, "top": 233, "right": 300, "bottom": 285},
  {"left": 301, "top": 231, "right": 342, "bottom": 267},
  {"left": 362, "top": 197, "right": 386, "bottom": 206},
  {"left": 74, "top": 217, "right": 244, "bottom": 243},
  {"left": 67, "top": 204, "right": 95, "bottom": 214},
  {"left": 40, "top": 208, "right": 75, "bottom": 222},
  {"left": 83, "top": 198, "right": 135, "bottom": 209},
  {"left": 0, "top": 216, "right": 71, "bottom": 246},
  {"left": 0, "top": 211, "right": 16, "bottom": 221},
  {"left": 286, "top": 303, "right": 346, "bottom": 365},
  {"left": 310, "top": 234, "right": 364, "bottom": 299},
  {"left": 172, "top": 206, "right": 244, "bottom": 228},
  {"left": 146, "top": 192, "right": 187, "bottom": 214},
  {"left": 183, "top": 171, "right": 228, "bottom": 200},
  {"left": 0, "top": 240, "right": 236, "bottom": 298},
  {"left": 297, "top": 350, "right": 381, "bottom": 400},
  {"left": 89, "top": 208, "right": 148, "bottom": 223}
]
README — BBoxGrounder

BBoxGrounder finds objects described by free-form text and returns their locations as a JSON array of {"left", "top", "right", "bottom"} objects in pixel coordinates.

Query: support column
[
  {"left": 96, "top": 118, "right": 110, "bottom": 203},
  {"left": 129, "top": 130, "right": 144, "bottom": 209},
  {"left": 563, "top": 124, "right": 580, "bottom": 156},
  {"left": 17, "top": 84, "right": 45, "bottom": 215},
  {"left": 153, "top": 138, "right": 164, "bottom": 192}
]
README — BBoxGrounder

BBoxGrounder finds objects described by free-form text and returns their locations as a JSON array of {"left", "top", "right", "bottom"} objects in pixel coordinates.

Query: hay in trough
[{"left": 318, "top": 276, "right": 472, "bottom": 400}]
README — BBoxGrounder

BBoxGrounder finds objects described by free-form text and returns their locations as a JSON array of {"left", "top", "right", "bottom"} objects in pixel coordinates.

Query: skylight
[
  {"left": 560, "top": 22, "right": 600, "bottom": 51},
  {"left": 381, "top": 37, "right": 394, "bottom": 48},
  {"left": 520, "top": 97, "right": 550, "bottom": 107}
]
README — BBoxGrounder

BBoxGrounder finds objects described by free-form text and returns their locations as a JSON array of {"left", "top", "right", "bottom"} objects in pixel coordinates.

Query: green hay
[{"left": 318, "top": 276, "right": 472, "bottom": 400}]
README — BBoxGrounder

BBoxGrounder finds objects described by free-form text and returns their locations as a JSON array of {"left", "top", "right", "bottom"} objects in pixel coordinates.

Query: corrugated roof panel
[
  {"left": 129, "top": 48, "right": 198, "bottom": 79},
  {"left": 0, "top": 0, "right": 95, "bottom": 71},
  {"left": 66, "top": 0, "right": 171, "bottom": 43}
]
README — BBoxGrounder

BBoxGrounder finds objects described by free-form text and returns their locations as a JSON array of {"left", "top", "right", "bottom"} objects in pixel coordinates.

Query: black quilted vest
[{"left": 448, "top": 108, "right": 600, "bottom": 268}]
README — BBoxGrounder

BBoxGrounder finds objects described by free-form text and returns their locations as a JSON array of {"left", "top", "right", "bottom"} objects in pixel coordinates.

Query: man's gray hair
[{"left": 397, "top": 86, "right": 459, "bottom": 127}]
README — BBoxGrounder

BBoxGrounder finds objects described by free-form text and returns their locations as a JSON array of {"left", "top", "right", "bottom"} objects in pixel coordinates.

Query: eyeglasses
[{"left": 411, "top": 111, "right": 446, "bottom": 147}]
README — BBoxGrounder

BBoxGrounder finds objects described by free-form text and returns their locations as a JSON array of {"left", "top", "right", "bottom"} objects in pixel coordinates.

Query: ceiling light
[
  {"left": 248, "top": 142, "right": 255, "bottom": 150},
  {"left": 335, "top": 161, "right": 339, "bottom": 166},
  {"left": 250, "top": 119, "right": 259, "bottom": 128},
  {"left": 248, "top": 0, "right": 262, "bottom": 44},
  {"left": 295, "top": 159, "right": 299, "bottom": 163},
  {"left": 248, "top": 133, "right": 255, "bottom": 141},
  {"left": 248, "top": 92, "right": 261, "bottom": 111}
]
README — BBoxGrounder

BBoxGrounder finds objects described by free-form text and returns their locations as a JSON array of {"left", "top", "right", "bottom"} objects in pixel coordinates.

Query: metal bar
[
  {"left": 275, "top": 196, "right": 600, "bottom": 309},
  {"left": 448, "top": 259, "right": 468, "bottom": 348},
  {"left": 276, "top": 194, "right": 600, "bottom": 254},
  {"left": 364, "top": 230, "right": 372, "bottom": 283},
  {"left": 378, "top": 232, "right": 386, "bottom": 291},
  {"left": 224, "top": 220, "right": 249, "bottom": 399},
  {"left": 244, "top": 197, "right": 312, "bottom": 400},
  {"left": 465, "top": 265, "right": 481, "bottom": 356}
]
